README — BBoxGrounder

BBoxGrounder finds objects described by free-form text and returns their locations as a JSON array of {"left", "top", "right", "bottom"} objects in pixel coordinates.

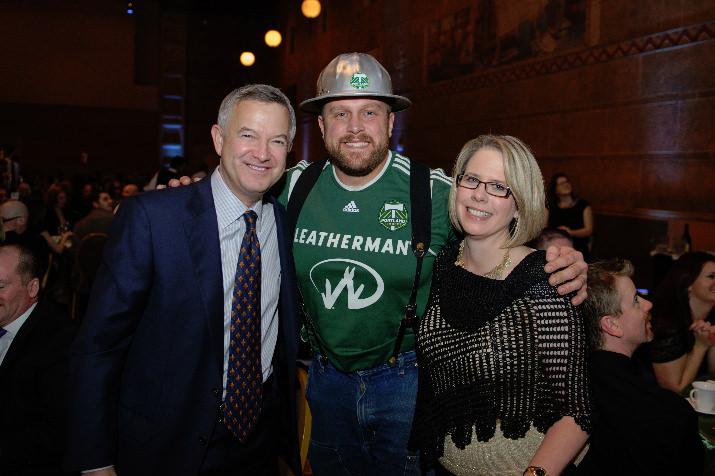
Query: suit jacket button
[
  {"left": 219, "top": 403, "right": 226, "bottom": 411},
  {"left": 212, "top": 388, "right": 220, "bottom": 398},
  {"left": 198, "top": 436, "right": 207, "bottom": 446}
]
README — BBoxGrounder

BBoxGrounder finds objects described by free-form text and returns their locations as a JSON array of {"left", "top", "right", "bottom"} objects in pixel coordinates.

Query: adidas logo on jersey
[{"left": 343, "top": 201, "right": 359, "bottom": 213}]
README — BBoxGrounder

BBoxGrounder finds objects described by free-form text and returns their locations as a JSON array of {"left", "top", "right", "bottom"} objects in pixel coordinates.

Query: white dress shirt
[{"left": 211, "top": 168, "right": 281, "bottom": 396}]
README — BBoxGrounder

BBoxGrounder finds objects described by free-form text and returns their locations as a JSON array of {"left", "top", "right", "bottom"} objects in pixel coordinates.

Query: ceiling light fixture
[
  {"left": 240, "top": 51, "right": 256, "bottom": 67},
  {"left": 301, "top": 0, "right": 321, "bottom": 19},
  {"left": 264, "top": 30, "right": 282, "bottom": 47}
]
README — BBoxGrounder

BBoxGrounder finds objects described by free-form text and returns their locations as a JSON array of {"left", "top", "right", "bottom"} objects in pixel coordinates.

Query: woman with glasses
[{"left": 409, "top": 135, "right": 591, "bottom": 476}]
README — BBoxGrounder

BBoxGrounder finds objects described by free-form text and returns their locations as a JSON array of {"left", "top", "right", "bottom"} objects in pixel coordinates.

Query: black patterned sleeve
[{"left": 530, "top": 280, "right": 592, "bottom": 434}]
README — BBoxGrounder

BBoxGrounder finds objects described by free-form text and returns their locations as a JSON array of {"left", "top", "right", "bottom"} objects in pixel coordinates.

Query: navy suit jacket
[
  {"left": 66, "top": 174, "right": 301, "bottom": 475},
  {"left": 0, "top": 301, "right": 77, "bottom": 476}
]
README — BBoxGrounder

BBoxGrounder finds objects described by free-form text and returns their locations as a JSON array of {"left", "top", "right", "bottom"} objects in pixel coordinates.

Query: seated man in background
[
  {"left": 113, "top": 183, "right": 139, "bottom": 214},
  {"left": 577, "top": 258, "right": 703, "bottom": 475},
  {"left": 73, "top": 189, "right": 114, "bottom": 244},
  {"left": 530, "top": 226, "right": 573, "bottom": 251},
  {"left": 1, "top": 200, "right": 50, "bottom": 273},
  {"left": 0, "top": 243, "right": 78, "bottom": 475}
]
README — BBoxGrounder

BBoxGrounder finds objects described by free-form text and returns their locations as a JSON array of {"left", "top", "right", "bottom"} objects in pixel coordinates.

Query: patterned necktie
[
  {"left": 0, "top": 328, "right": 6, "bottom": 339},
  {"left": 224, "top": 210, "right": 262, "bottom": 442}
]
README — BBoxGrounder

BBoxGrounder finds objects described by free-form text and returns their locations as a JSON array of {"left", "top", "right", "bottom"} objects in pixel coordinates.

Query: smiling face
[
  {"left": 0, "top": 248, "right": 38, "bottom": 328},
  {"left": 456, "top": 147, "right": 519, "bottom": 246},
  {"left": 613, "top": 276, "right": 654, "bottom": 353},
  {"left": 211, "top": 99, "right": 291, "bottom": 206},
  {"left": 318, "top": 98, "right": 394, "bottom": 185},
  {"left": 689, "top": 261, "right": 715, "bottom": 309}
]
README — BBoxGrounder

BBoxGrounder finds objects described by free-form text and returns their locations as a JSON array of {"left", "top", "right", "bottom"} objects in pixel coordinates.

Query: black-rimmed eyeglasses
[
  {"left": 456, "top": 174, "right": 512, "bottom": 198},
  {"left": 1, "top": 216, "right": 21, "bottom": 223}
]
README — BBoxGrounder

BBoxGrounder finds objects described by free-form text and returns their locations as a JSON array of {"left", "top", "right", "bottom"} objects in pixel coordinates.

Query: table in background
[{"left": 682, "top": 377, "right": 715, "bottom": 475}]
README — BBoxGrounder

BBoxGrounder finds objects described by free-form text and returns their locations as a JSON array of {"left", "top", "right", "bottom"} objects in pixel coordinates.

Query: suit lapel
[
  {"left": 270, "top": 196, "right": 300, "bottom": 367},
  {"left": 0, "top": 303, "right": 41, "bottom": 377},
  {"left": 184, "top": 177, "right": 224, "bottom": 371}
]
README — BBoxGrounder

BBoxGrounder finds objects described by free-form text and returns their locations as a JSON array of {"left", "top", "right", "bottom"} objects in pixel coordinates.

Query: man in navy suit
[
  {"left": 0, "top": 243, "right": 77, "bottom": 475},
  {"left": 66, "top": 84, "right": 301, "bottom": 476}
]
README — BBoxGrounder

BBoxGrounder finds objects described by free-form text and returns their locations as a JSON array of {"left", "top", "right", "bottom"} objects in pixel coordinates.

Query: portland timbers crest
[
  {"left": 379, "top": 200, "right": 408, "bottom": 231},
  {"left": 350, "top": 71, "right": 369, "bottom": 90}
]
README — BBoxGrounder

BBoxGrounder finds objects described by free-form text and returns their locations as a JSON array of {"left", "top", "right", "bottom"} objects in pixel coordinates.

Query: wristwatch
[{"left": 524, "top": 466, "right": 549, "bottom": 476}]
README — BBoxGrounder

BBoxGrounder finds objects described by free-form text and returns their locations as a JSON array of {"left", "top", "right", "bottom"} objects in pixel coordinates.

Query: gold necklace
[{"left": 455, "top": 241, "right": 511, "bottom": 280}]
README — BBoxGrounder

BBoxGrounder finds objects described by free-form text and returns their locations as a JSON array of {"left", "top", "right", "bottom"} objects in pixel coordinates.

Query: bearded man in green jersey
[{"left": 274, "top": 53, "right": 588, "bottom": 476}]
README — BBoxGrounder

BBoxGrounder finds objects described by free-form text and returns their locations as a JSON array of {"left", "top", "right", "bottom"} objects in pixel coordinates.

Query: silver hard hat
[{"left": 299, "top": 52, "right": 411, "bottom": 114}]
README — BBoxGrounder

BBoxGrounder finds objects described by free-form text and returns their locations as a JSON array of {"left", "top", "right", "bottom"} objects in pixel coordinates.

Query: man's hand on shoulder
[
  {"left": 544, "top": 244, "right": 588, "bottom": 306},
  {"left": 156, "top": 176, "right": 197, "bottom": 190}
]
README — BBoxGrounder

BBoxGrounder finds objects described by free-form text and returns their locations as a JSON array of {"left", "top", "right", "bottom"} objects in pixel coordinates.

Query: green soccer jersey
[{"left": 277, "top": 151, "right": 455, "bottom": 372}]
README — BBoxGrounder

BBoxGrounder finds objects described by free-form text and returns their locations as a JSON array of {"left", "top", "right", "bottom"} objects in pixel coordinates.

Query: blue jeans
[{"left": 306, "top": 351, "right": 421, "bottom": 476}]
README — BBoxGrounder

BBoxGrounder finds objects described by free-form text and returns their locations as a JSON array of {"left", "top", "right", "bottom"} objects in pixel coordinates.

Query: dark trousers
[{"left": 199, "top": 376, "right": 279, "bottom": 476}]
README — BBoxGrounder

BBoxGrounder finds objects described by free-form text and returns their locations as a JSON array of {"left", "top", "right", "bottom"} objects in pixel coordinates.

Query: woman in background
[
  {"left": 547, "top": 173, "right": 593, "bottom": 261},
  {"left": 41, "top": 184, "right": 74, "bottom": 254},
  {"left": 649, "top": 251, "right": 715, "bottom": 392},
  {"left": 410, "top": 135, "right": 590, "bottom": 476}
]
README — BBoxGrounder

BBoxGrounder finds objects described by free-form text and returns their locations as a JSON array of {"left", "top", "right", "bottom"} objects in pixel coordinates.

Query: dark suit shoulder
[
  {"left": 0, "top": 301, "right": 78, "bottom": 475},
  {"left": 127, "top": 175, "right": 213, "bottom": 216},
  {"left": 19, "top": 301, "right": 78, "bottom": 350}
]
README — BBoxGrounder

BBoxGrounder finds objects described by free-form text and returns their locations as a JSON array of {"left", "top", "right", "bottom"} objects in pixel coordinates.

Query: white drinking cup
[{"left": 690, "top": 381, "right": 715, "bottom": 412}]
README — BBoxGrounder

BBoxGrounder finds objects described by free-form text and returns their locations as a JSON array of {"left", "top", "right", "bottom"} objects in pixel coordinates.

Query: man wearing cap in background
[{"left": 273, "top": 52, "right": 589, "bottom": 475}]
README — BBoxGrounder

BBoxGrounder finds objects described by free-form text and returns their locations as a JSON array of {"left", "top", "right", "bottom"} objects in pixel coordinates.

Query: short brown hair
[{"left": 583, "top": 258, "right": 635, "bottom": 350}]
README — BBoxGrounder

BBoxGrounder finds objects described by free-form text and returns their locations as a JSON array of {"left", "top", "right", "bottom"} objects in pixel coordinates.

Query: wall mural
[{"left": 426, "top": 0, "right": 588, "bottom": 84}]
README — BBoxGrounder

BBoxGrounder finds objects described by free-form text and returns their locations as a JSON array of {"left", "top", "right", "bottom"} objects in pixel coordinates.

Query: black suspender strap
[
  {"left": 286, "top": 157, "right": 328, "bottom": 237},
  {"left": 286, "top": 157, "right": 331, "bottom": 364},
  {"left": 388, "top": 160, "right": 431, "bottom": 366}
]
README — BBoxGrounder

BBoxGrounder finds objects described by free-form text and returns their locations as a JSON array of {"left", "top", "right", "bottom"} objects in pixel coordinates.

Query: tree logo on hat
[{"left": 350, "top": 72, "right": 369, "bottom": 90}]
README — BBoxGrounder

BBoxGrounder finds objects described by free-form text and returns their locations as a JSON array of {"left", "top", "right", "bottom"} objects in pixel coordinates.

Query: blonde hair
[{"left": 448, "top": 134, "right": 546, "bottom": 248}]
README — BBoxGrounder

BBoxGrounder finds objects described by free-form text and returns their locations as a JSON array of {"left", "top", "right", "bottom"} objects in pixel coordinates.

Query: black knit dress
[{"left": 409, "top": 243, "right": 592, "bottom": 474}]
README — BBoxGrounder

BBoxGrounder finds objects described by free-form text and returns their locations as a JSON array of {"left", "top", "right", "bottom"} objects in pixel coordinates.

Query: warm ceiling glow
[
  {"left": 240, "top": 52, "right": 255, "bottom": 66},
  {"left": 264, "top": 30, "right": 282, "bottom": 47},
  {"left": 301, "top": 0, "right": 321, "bottom": 18}
]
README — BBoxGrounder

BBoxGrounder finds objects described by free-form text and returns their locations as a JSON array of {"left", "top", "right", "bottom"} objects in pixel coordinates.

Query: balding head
[
  {"left": 122, "top": 184, "right": 139, "bottom": 198},
  {"left": 0, "top": 200, "right": 30, "bottom": 233}
]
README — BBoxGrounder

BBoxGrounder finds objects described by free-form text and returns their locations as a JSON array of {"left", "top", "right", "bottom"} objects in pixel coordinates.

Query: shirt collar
[
  {"left": 211, "top": 166, "right": 264, "bottom": 232},
  {"left": 3, "top": 302, "right": 38, "bottom": 336}
]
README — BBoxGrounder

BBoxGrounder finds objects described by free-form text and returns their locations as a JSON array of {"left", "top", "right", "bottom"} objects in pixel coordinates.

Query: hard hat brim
[{"left": 299, "top": 91, "right": 411, "bottom": 115}]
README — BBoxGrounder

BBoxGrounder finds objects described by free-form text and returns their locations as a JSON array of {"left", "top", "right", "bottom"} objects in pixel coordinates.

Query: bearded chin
[{"left": 327, "top": 142, "right": 390, "bottom": 177}]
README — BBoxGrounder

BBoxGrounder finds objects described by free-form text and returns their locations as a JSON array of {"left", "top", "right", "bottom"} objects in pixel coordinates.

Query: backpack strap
[{"left": 388, "top": 160, "right": 432, "bottom": 365}]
